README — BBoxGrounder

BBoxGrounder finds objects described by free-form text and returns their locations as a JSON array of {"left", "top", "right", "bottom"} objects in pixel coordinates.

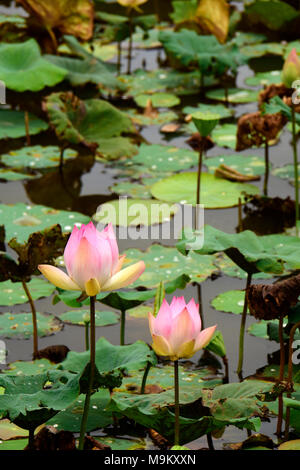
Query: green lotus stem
[
  {"left": 174, "top": 359, "right": 180, "bottom": 446},
  {"left": 237, "top": 197, "right": 243, "bottom": 233},
  {"left": 127, "top": 9, "right": 133, "bottom": 75},
  {"left": 197, "top": 283, "right": 204, "bottom": 328},
  {"left": 276, "top": 314, "right": 285, "bottom": 437},
  {"left": 84, "top": 321, "right": 90, "bottom": 351},
  {"left": 284, "top": 320, "right": 300, "bottom": 439},
  {"left": 78, "top": 296, "right": 96, "bottom": 450},
  {"left": 22, "top": 279, "right": 38, "bottom": 358},
  {"left": 59, "top": 145, "right": 66, "bottom": 170},
  {"left": 141, "top": 361, "right": 151, "bottom": 394},
  {"left": 28, "top": 428, "right": 35, "bottom": 450},
  {"left": 195, "top": 148, "right": 203, "bottom": 230},
  {"left": 206, "top": 432, "right": 215, "bottom": 450},
  {"left": 120, "top": 310, "right": 126, "bottom": 345},
  {"left": 222, "top": 355, "right": 229, "bottom": 384},
  {"left": 24, "top": 111, "right": 30, "bottom": 147},
  {"left": 263, "top": 140, "right": 269, "bottom": 197},
  {"left": 237, "top": 272, "right": 252, "bottom": 380},
  {"left": 46, "top": 26, "right": 58, "bottom": 51},
  {"left": 291, "top": 103, "right": 299, "bottom": 235},
  {"left": 117, "top": 41, "right": 122, "bottom": 75}
]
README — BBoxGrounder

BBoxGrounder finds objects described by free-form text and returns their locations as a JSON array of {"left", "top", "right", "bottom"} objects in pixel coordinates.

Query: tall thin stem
[
  {"left": 28, "top": 428, "right": 35, "bottom": 450},
  {"left": 141, "top": 361, "right": 151, "bottom": 394},
  {"left": 24, "top": 111, "right": 30, "bottom": 146},
  {"left": 207, "top": 432, "right": 215, "bottom": 450},
  {"left": 127, "top": 9, "right": 133, "bottom": 75},
  {"left": 195, "top": 148, "right": 203, "bottom": 230},
  {"left": 197, "top": 283, "right": 204, "bottom": 328},
  {"left": 263, "top": 140, "right": 269, "bottom": 197},
  {"left": 276, "top": 314, "right": 285, "bottom": 437},
  {"left": 222, "top": 355, "right": 229, "bottom": 384},
  {"left": 85, "top": 321, "right": 90, "bottom": 351},
  {"left": 291, "top": 103, "right": 299, "bottom": 235},
  {"left": 284, "top": 321, "right": 300, "bottom": 439},
  {"left": 237, "top": 272, "right": 252, "bottom": 380},
  {"left": 117, "top": 41, "right": 122, "bottom": 75},
  {"left": 174, "top": 360, "right": 180, "bottom": 446},
  {"left": 78, "top": 296, "right": 96, "bottom": 450},
  {"left": 22, "top": 279, "right": 38, "bottom": 357},
  {"left": 120, "top": 310, "right": 126, "bottom": 346}
]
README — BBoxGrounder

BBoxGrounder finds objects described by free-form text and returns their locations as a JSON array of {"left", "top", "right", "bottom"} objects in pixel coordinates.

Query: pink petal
[
  {"left": 38, "top": 264, "right": 81, "bottom": 291},
  {"left": 170, "top": 296, "right": 187, "bottom": 318},
  {"left": 154, "top": 299, "right": 173, "bottom": 338},
  {"left": 168, "top": 308, "right": 196, "bottom": 355},
  {"left": 186, "top": 298, "right": 201, "bottom": 332},
  {"left": 194, "top": 325, "right": 217, "bottom": 352},
  {"left": 101, "top": 224, "right": 119, "bottom": 274},
  {"left": 64, "top": 225, "right": 80, "bottom": 276},
  {"left": 152, "top": 334, "right": 173, "bottom": 357},
  {"left": 101, "top": 261, "right": 145, "bottom": 291}
]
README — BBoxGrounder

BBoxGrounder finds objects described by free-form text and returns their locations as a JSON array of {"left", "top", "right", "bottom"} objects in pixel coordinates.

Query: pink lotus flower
[
  {"left": 282, "top": 48, "right": 300, "bottom": 87},
  {"left": 148, "top": 297, "right": 216, "bottom": 360},
  {"left": 38, "top": 222, "right": 145, "bottom": 296}
]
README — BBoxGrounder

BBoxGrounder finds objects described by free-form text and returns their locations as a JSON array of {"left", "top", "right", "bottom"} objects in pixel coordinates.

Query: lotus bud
[{"left": 282, "top": 48, "right": 300, "bottom": 88}]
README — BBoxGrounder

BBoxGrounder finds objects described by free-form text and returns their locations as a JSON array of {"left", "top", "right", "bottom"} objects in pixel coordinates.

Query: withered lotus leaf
[
  {"left": 17, "top": 0, "right": 94, "bottom": 41},
  {"left": 236, "top": 111, "right": 287, "bottom": 151},
  {"left": 195, "top": 0, "right": 229, "bottom": 44}
]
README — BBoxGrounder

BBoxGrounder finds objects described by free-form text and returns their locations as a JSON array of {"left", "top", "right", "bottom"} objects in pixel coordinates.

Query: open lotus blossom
[
  {"left": 282, "top": 48, "right": 300, "bottom": 87},
  {"left": 38, "top": 222, "right": 145, "bottom": 297},
  {"left": 148, "top": 297, "right": 216, "bottom": 361}
]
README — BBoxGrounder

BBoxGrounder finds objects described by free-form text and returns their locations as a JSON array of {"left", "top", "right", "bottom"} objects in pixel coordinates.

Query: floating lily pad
[
  {"left": 273, "top": 164, "right": 300, "bottom": 184},
  {"left": 206, "top": 88, "right": 258, "bottom": 103},
  {"left": 0, "top": 202, "right": 89, "bottom": 243},
  {"left": 0, "top": 39, "right": 66, "bottom": 92},
  {"left": 245, "top": 71, "right": 282, "bottom": 87},
  {"left": 278, "top": 440, "right": 300, "bottom": 451},
  {"left": 60, "top": 309, "right": 119, "bottom": 326},
  {"left": 95, "top": 137, "right": 138, "bottom": 161},
  {"left": 2, "top": 359, "right": 58, "bottom": 376},
  {"left": 0, "top": 419, "right": 31, "bottom": 440},
  {"left": 134, "top": 93, "right": 180, "bottom": 108},
  {"left": 123, "top": 244, "right": 217, "bottom": 288},
  {"left": 0, "top": 312, "right": 62, "bottom": 339},
  {"left": 127, "top": 109, "right": 177, "bottom": 127},
  {"left": 204, "top": 154, "right": 267, "bottom": 176},
  {"left": 94, "top": 436, "right": 146, "bottom": 450},
  {"left": 1, "top": 146, "right": 77, "bottom": 170},
  {"left": 0, "top": 110, "right": 48, "bottom": 140},
  {"left": 211, "top": 290, "right": 245, "bottom": 315},
  {"left": 127, "top": 305, "right": 152, "bottom": 318},
  {"left": 0, "top": 170, "right": 34, "bottom": 181},
  {"left": 241, "top": 43, "right": 285, "bottom": 58},
  {"left": 0, "top": 278, "right": 55, "bottom": 307},
  {"left": 0, "top": 438, "right": 27, "bottom": 450},
  {"left": 211, "top": 124, "right": 237, "bottom": 149},
  {"left": 93, "top": 198, "right": 179, "bottom": 226},
  {"left": 47, "top": 389, "right": 113, "bottom": 432},
  {"left": 110, "top": 181, "right": 153, "bottom": 199},
  {"left": 214, "top": 253, "right": 272, "bottom": 280},
  {"left": 150, "top": 172, "right": 259, "bottom": 208},
  {"left": 247, "top": 321, "right": 271, "bottom": 339},
  {"left": 183, "top": 102, "right": 233, "bottom": 119}
]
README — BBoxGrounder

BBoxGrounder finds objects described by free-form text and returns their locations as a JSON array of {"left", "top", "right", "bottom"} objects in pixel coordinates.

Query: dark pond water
[{"left": 0, "top": 0, "right": 296, "bottom": 449}]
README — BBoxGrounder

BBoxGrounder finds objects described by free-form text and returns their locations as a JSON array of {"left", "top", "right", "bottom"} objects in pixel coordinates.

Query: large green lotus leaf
[
  {"left": 134, "top": 93, "right": 180, "bottom": 108},
  {"left": 127, "top": 109, "right": 178, "bottom": 127},
  {"left": 118, "top": 365, "right": 222, "bottom": 393},
  {"left": 214, "top": 253, "right": 272, "bottom": 280},
  {"left": 43, "top": 93, "right": 135, "bottom": 149},
  {"left": 0, "top": 39, "right": 66, "bottom": 92},
  {"left": 0, "top": 110, "right": 48, "bottom": 140},
  {"left": 247, "top": 320, "right": 280, "bottom": 340},
  {"left": 177, "top": 224, "right": 300, "bottom": 274},
  {"left": 244, "top": 0, "right": 299, "bottom": 31},
  {"left": 170, "top": 0, "right": 198, "bottom": 24},
  {"left": 159, "top": 29, "right": 245, "bottom": 75},
  {"left": 211, "top": 124, "right": 237, "bottom": 149},
  {"left": 206, "top": 88, "right": 258, "bottom": 103},
  {"left": 245, "top": 70, "right": 282, "bottom": 87},
  {"left": 0, "top": 370, "right": 80, "bottom": 429},
  {"left": 0, "top": 312, "right": 62, "bottom": 339},
  {"left": 2, "top": 359, "right": 58, "bottom": 376},
  {"left": 211, "top": 290, "right": 245, "bottom": 315},
  {"left": 0, "top": 438, "right": 27, "bottom": 450},
  {"left": 119, "top": 69, "right": 213, "bottom": 97},
  {"left": 273, "top": 164, "right": 300, "bottom": 184},
  {"left": 279, "top": 440, "right": 300, "bottom": 451},
  {"left": 93, "top": 198, "right": 179, "bottom": 226},
  {"left": 18, "top": 0, "right": 94, "bottom": 41},
  {"left": 0, "top": 278, "right": 55, "bottom": 306},
  {"left": 183, "top": 102, "right": 233, "bottom": 120},
  {"left": 204, "top": 154, "right": 267, "bottom": 176},
  {"left": 95, "top": 137, "right": 138, "bottom": 161},
  {"left": 94, "top": 436, "right": 146, "bottom": 450},
  {"left": 124, "top": 144, "right": 199, "bottom": 177},
  {"left": 241, "top": 42, "right": 285, "bottom": 58},
  {"left": 45, "top": 54, "right": 123, "bottom": 90},
  {"left": 60, "top": 337, "right": 157, "bottom": 376},
  {"left": 0, "top": 170, "right": 34, "bottom": 181},
  {"left": 123, "top": 244, "right": 217, "bottom": 288},
  {"left": 0, "top": 202, "right": 89, "bottom": 243},
  {"left": 110, "top": 181, "right": 153, "bottom": 199},
  {"left": 1, "top": 146, "right": 77, "bottom": 170},
  {"left": 150, "top": 172, "right": 259, "bottom": 208},
  {"left": 60, "top": 309, "right": 119, "bottom": 326},
  {"left": 47, "top": 389, "right": 113, "bottom": 432}
]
